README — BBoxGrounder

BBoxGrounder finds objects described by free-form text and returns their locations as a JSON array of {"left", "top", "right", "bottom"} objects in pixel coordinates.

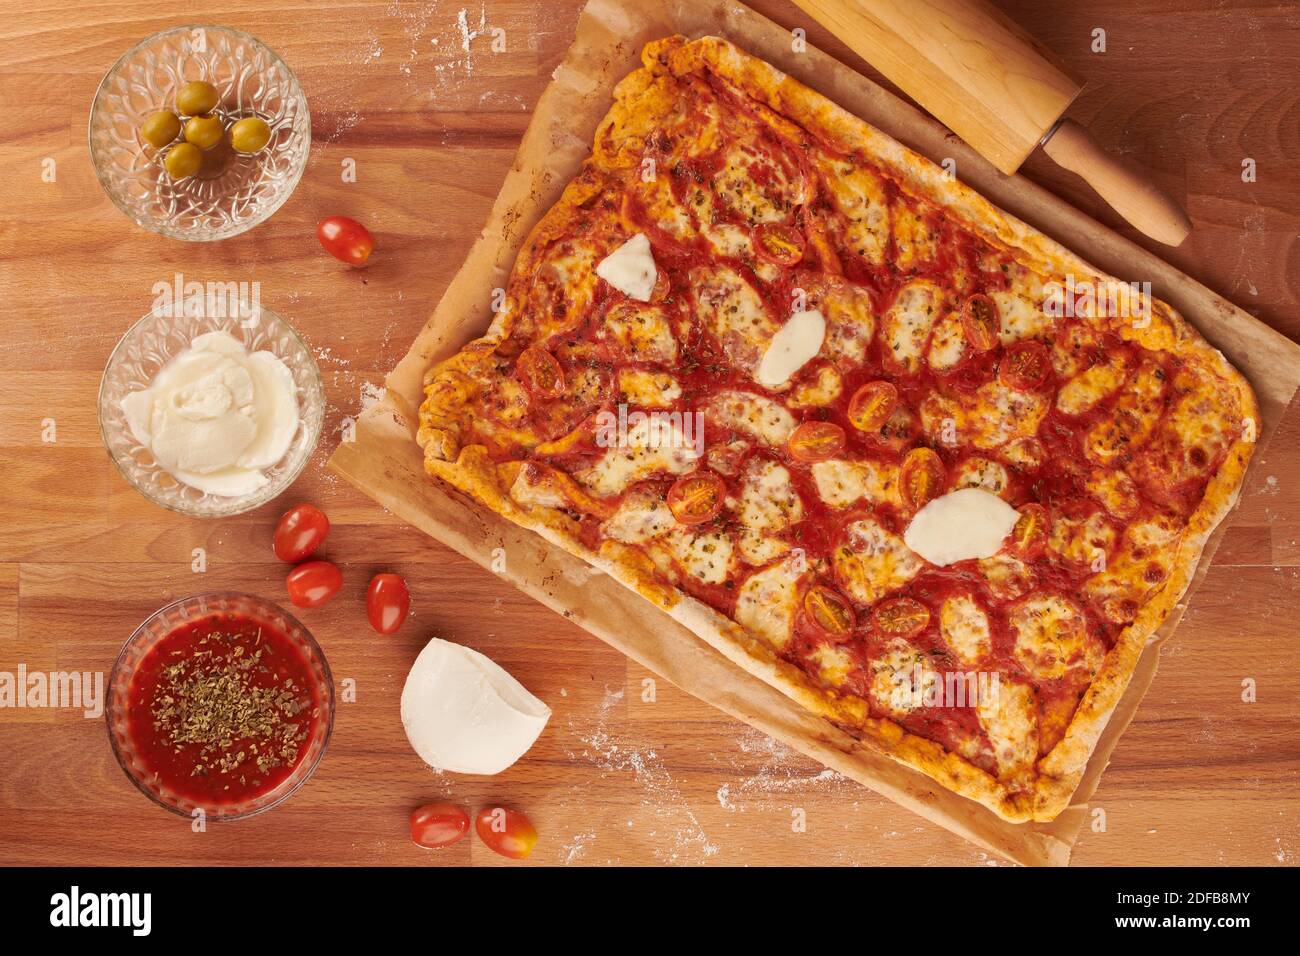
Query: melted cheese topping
[
  {"left": 596, "top": 233, "right": 658, "bottom": 301},
  {"left": 939, "top": 594, "right": 992, "bottom": 664},
  {"left": 617, "top": 368, "right": 681, "bottom": 407},
  {"left": 811, "top": 458, "right": 901, "bottom": 509},
  {"left": 576, "top": 416, "right": 701, "bottom": 495},
  {"left": 883, "top": 279, "right": 943, "bottom": 373},
  {"left": 735, "top": 553, "right": 807, "bottom": 650},
  {"left": 756, "top": 309, "right": 826, "bottom": 388},
  {"left": 834, "top": 516, "right": 922, "bottom": 605},
  {"left": 704, "top": 390, "right": 796, "bottom": 447}
]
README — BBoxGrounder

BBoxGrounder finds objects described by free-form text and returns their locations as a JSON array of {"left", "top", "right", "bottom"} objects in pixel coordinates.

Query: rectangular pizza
[{"left": 416, "top": 35, "right": 1257, "bottom": 822}]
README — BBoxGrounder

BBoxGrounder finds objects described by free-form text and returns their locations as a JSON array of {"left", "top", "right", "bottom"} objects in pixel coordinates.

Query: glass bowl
[
  {"left": 106, "top": 592, "right": 335, "bottom": 822},
  {"left": 89, "top": 25, "right": 310, "bottom": 240},
  {"left": 98, "top": 297, "right": 324, "bottom": 517}
]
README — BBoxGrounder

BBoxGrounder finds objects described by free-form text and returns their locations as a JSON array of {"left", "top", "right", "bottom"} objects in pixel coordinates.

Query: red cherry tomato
[
  {"left": 751, "top": 222, "right": 806, "bottom": 266},
  {"left": 900, "top": 447, "right": 946, "bottom": 512},
  {"left": 847, "top": 381, "right": 899, "bottom": 433},
  {"left": 872, "top": 597, "right": 931, "bottom": 637},
  {"left": 516, "top": 346, "right": 565, "bottom": 399},
  {"left": 961, "top": 293, "right": 1000, "bottom": 351},
  {"left": 475, "top": 805, "right": 538, "bottom": 860},
  {"left": 667, "top": 472, "right": 726, "bottom": 525},
  {"left": 286, "top": 560, "right": 343, "bottom": 608},
  {"left": 410, "top": 802, "right": 471, "bottom": 849},
  {"left": 272, "top": 504, "right": 330, "bottom": 563},
  {"left": 366, "top": 573, "right": 410, "bottom": 634},
  {"left": 1009, "top": 503, "right": 1050, "bottom": 560},
  {"left": 999, "top": 340, "right": 1052, "bottom": 390},
  {"left": 788, "top": 421, "right": 847, "bottom": 463},
  {"left": 802, "top": 585, "right": 856, "bottom": 641},
  {"left": 317, "top": 215, "right": 374, "bottom": 266}
]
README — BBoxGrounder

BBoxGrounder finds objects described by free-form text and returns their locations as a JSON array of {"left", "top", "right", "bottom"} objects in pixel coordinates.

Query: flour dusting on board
[{"left": 563, "top": 685, "right": 720, "bottom": 864}]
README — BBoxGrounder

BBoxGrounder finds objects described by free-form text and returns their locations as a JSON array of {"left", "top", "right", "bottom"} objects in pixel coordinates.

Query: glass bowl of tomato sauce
[{"left": 106, "top": 592, "right": 334, "bottom": 821}]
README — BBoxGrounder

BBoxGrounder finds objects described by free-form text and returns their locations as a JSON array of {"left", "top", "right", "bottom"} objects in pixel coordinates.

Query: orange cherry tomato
[
  {"left": 286, "top": 560, "right": 343, "bottom": 608},
  {"left": 316, "top": 215, "right": 374, "bottom": 266},
  {"left": 788, "top": 421, "right": 847, "bottom": 463},
  {"left": 475, "top": 805, "right": 538, "bottom": 860},
  {"left": 847, "top": 381, "right": 899, "bottom": 433},
  {"left": 999, "top": 340, "right": 1052, "bottom": 390},
  {"left": 1009, "top": 503, "right": 1050, "bottom": 560},
  {"left": 803, "top": 585, "right": 856, "bottom": 641},
  {"left": 667, "top": 472, "right": 726, "bottom": 525},
  {"left": 366, "top": 572, "right": 410, "bottom": 634},
  {"left": 872, "top": 597, "right": 931, "bottom": 637},
  {"left": 272, "top": 504, "right": 330, "bottom": 563},
  {"left": 410, "top": 802, "right": 470, "bottom": 849},
  {"left": 516, "top": 346, "right": 565, "bottom": 399},
  {"left": 960, "top": 293, "right": 1000, "bottom": 351},
  {"left": 751, "top": 222, "right": 806, "bottom": 267},
  {"left": 900, "top": 447, "right": 946, "bottom": 511}
]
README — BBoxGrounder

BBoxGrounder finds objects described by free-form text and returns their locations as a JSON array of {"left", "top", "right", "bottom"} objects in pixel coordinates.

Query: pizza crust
[{"left": 418, "top": 35, "right": 1258, "bottom": 823}]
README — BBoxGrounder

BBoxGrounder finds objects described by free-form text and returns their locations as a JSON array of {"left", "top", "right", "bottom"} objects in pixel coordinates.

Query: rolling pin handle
[{"left": 1042, "top": 118, "right": 1192, "bottom": 247}]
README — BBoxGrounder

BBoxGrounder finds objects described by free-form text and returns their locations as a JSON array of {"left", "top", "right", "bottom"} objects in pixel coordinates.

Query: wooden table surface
[{"left": 1, "top": 0, "right": 1297, "bottom": 867}]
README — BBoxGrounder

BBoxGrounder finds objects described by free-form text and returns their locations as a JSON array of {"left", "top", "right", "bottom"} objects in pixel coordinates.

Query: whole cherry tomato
[
  {"left": 317, "top": 215, "right": 374, "bottom": 266},
  {"left": 410, "top": 802, "right": 471, "bottom": 849},
  {"left": 286, "top": 560, "right": 343, "bottom": 608},
  {"left": 272, "top": 504, "right": 330, "bottom": 563},
  {"left": 475, "top": 805, "right": 538, "bottom": 860},
  {"left": 366, "top": 573, "right": 410, "bottom": 634}
]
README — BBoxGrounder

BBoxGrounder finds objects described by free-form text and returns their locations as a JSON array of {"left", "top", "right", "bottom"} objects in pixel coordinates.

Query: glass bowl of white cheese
[{"left": 99, "top": 298, "right": 324, "bottom": 517}]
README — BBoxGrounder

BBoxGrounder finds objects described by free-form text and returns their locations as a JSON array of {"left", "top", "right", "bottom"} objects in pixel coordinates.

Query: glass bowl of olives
[{"left": 89, "top": 25, "right": 310, "bottom": 241}]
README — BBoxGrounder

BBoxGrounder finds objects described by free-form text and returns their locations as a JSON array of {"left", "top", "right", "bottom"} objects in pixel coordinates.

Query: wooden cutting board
[{"left": 1, "top": 0, "right": 1298, "bottom": 867}]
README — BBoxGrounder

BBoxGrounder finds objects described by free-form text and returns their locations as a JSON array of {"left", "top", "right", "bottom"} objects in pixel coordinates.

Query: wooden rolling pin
[{"left": 790, "top": 0, "right": 1192, "bottom": 246}]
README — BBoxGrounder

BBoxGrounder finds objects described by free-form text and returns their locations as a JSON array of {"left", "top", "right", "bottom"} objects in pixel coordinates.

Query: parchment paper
[{"left": 329, "top": 0, "right": 1300, "bottom": 866}]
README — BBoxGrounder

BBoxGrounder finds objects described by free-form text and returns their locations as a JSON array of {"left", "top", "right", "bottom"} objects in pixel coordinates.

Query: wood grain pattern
[{"left": 1, "top": 0, "right": 1297, "bottom": 867}]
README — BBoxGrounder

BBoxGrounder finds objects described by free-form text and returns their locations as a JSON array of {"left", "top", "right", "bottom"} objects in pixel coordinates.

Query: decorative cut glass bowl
[
  {"left": 89, "top": 25, "right": 310, "bottom": 240},
  {"left": 106, "top": 592, "right": 335, "bottom": 821},
  {"left": 98, "top": 297, "right": 324, "bottom": 517}
]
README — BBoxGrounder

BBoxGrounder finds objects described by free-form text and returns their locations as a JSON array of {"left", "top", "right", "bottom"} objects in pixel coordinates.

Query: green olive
[
  {"left": 163, "top": 142, "right": 202, "bottom": 179},
  {"left": 184, "top": 115, "right": 224, "bottom": 150},
  {"left": 176, "top": 80, "right": 219, "bottom": 116},
  {"left": 140, "top": 110, "right": 181, "bottom": 148},
  {"left": 229, "top": 116, "right": 272, "bottom": 153}
]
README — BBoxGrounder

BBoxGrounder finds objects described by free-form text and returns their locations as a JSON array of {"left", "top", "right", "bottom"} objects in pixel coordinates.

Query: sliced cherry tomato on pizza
[
  {"left": 667, "top": 472, "right": 726, "bottom": 525},
  {"left": 847, "top": 381, "right": 899, "bottom": 433},
  {"left": 649, "top": 269, "right": 672, "bottom": 302},
  {"left": 475, "top": 805, "right": 538, "bottom": 860},
  {"left": 751, "top": 222, "right": 806, "bottom": 267},
  {"left": 803, "top": 585, "right": 856, "bottom": 641},
  {"left": 366, "top": 572, "right": 410, "bottom": 635},
  {"left": 1008, "top": 503, "right": 1050, "bottom": 560},
  {"left": 961, "top": 293, "right": 1000, "bottom": 351},
  {"left": 272, "top": 504, "right": 330, "bottom": 562},
  {"left": 788, "top": 421, "right": 846, "bottom": 463},
  {"left": 410, "top": 802, "right": 470, "bottom": 849},
  {"left": 286, "top": 560, "right": 343, "bottom": 608},
  {"left": 516, "top": 346, "right": 565, "bottom": 399},
  {"left": 872, "top": 597, "right": 931, "bottom": 637},
  {"left": 900, "top": 447, "right": 946, "bottom": 511},
  {"left": 999, "top": 340, "right": 1052, "bottom": 390}
]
